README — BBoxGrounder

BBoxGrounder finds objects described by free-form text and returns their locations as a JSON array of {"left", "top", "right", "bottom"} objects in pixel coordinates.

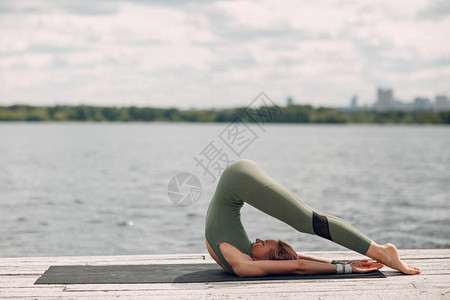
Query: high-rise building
[
  {"left": 350, "top": 95, "right": 358, "bottom": 110},
  {"left": 286, "top": 97, "right": 293, "bottom": 106},
  {"left": 414, "top": 97, "right": 432, "bottom": 111},
  {"left": 435, "top": 95, "right": 449, "bottom": 111},
  {"left": 376, "top": 88, "right": 394, "bottom": 111}
]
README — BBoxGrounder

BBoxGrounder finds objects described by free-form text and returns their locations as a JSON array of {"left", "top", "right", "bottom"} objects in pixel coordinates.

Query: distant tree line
[{"left": 0, "top": 104, "right": 449, "bottom": 124}]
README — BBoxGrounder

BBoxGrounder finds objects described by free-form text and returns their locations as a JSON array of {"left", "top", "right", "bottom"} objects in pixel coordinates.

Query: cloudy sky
[{"left": 0, "top": 0, "right": 449, "bottom": 108}]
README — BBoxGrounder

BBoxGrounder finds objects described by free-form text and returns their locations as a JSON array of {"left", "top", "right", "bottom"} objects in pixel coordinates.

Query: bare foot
[{"left": 382, "top": 243, "right": 421, "bottom": 275}]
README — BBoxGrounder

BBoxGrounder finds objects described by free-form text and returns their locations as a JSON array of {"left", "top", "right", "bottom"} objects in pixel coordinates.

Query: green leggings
[{"left": 206, "top": 159, "right": 372, "bottom": 263}]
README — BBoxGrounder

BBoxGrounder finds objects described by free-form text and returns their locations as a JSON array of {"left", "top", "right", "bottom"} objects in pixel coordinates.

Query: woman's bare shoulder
[{"left": 219, "top": 242, "right": 253, "bottom": 268}]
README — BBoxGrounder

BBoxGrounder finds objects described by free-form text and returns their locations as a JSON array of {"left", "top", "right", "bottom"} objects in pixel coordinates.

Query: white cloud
[{"left": 0, "top": 0, "right": 449, "bottom": 107}]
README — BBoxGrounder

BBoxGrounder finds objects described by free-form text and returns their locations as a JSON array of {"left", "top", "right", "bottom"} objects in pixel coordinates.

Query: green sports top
[{"left": 205, "top": 164, "right": 253, "bottom": 274}]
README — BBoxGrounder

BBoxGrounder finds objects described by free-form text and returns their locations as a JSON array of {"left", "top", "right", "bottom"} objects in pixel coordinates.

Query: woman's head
[{"left": 251, "top": 238, "right": 297, "bottom": 261}]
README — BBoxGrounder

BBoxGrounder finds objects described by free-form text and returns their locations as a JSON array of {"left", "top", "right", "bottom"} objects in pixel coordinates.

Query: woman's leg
[{"left": 224, "top": 159, "right": 372, "bottom": 255}]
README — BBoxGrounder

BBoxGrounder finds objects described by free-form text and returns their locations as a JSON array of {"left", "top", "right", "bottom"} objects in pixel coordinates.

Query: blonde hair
[{"left": 265, "top": 240, "right": 297, "bottom": 260}]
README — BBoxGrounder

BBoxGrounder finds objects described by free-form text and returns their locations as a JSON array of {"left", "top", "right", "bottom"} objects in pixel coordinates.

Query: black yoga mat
[{"left": 35, "top": 263, "right": 386, "bottom": 284}]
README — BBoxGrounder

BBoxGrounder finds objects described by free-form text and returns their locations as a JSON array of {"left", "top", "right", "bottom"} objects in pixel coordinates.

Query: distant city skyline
[
  {"left": 1, "top": 0, "right": 449, "bottom": 109},
  {"left": 370, "top": 88, "right": 449, "bottom": 111},
  {"left": 286, "top": 87, "right": 449, "bottom": 112}
]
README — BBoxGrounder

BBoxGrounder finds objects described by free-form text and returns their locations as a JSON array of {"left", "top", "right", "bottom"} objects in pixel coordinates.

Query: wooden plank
[
  {"left": 0, "top": 294, "right": 446, "bottom": 300},
  {"left": 57, "top": 276, "right": 450, "bottom": 292},
  {"left": 0, "top": 294, "right": 447, "bottom": 300},
  {"left": 0, "top": 286, "right": 448, "bottom": 299},
  {"left": 0, "top": 288, "right": 448, "bottom": 300},
  {"left": 0, "top": 253, "right": 209, "bottom": 263},
  {"left": 0, "top": 249, "right": 444, "bottom": 268},
  {"left": 2, "top": 275, "right": 449, "bottom": 293},
  {"left": 1, "top": 259, "right": 448, "bottom": 276},
  {"left": 1, "top": 248, "right": 447, "bottom": 265},
  {"left": 0, "top": 251, "right": 444, "bottom": 274}
]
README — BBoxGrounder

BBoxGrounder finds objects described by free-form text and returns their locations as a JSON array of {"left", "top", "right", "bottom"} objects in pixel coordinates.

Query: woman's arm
[
  {"left": 233, "top": 259, "right": 382, "bottom": 277},
  {"left": 296, "top": 252, "right": 333, "bottom": 264}
]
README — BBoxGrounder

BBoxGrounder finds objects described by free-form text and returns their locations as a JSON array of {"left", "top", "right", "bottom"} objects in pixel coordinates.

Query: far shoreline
[{"left": 1, "top": 104, "right": 449, "bottom": 124}]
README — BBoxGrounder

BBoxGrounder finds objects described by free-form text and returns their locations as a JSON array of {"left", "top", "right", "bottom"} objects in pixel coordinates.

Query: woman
[{"left": 205, "top": 159, "right": 421, "bottom": 277}]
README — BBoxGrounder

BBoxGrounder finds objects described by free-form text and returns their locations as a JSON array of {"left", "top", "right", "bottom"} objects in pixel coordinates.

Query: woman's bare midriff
[{"left": 205, "top": 237, "right": 231, "bottom": 273}]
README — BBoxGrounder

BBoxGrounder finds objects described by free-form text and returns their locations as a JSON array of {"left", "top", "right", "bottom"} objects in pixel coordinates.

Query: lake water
[{"left": 0, "top": 123, "right": 449, "bottom": 258}]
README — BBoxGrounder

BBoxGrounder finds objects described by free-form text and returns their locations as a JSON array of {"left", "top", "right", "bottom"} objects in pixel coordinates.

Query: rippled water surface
[{"left": 0, "top": 123, "right": 449, "bottom": 257}]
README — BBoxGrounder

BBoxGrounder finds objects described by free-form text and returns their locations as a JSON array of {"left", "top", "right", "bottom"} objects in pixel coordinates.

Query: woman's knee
[
  {"left": 231, "top": 159, "right": 257, "bottom": 168},
  {"left": 227, "top": 159, "right": 258, "bottom": 174}
]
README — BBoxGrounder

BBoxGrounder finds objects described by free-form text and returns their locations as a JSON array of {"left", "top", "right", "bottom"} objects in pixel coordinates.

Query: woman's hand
[{"left": 348, "top": 259, "right": 383, "bottom": 273}]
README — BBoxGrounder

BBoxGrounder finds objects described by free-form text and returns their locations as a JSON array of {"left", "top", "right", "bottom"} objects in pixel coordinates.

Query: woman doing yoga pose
[{"left": 205, "top": 159, "right": 421, "bottom": 277}]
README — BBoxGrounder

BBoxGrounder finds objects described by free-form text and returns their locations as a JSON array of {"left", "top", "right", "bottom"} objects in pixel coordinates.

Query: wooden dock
[{"left": 1, "top": 249, "right": 448, "bottom": 299}]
